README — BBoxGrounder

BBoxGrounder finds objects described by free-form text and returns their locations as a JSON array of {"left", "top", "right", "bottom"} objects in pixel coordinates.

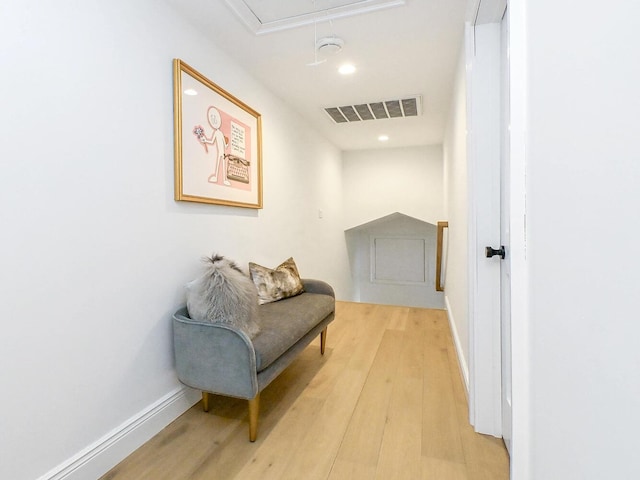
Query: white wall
[
  {"left": 521, "top": 1, "right": 640, "bottom": 478},
  {"left": 342, "top": 146, "right": 444, "bottom": 229},
  {"left": 442, "top": 43, "right": 470, "bottom": 388},
  {"left": 0, "top": 1, "right": 351, "bottom": 479}
]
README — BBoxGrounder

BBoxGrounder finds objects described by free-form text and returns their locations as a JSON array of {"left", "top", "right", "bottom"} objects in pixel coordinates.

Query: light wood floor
[{"left": 101, "top": 302, "right": 509, "bottom": 480}]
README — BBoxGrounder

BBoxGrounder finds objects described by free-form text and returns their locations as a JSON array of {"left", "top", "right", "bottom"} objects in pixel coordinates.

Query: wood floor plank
[
  {"left": 328, "top": 459, "right": 377, "bottom": 480},
  {"left": 342, "top": 304, "right": 393, "bottom": 373},
  {"left": 232, "top": 396, "right": 325, "bottom": 480},
  {"left": 326, "top": 301, "right": 357, "bottom": 344},
  {"left": 400, "top": 308, "right": 429, "bottom": 379},
  {"left": 374, "top": 314, "right": 426, "bottom": 480},
  {"left": 277, "top": 369, "right": 368, "bottom": 480},
  {"left": 374, "top": 377, "right": 423, "bottom": 480},
  {"left": 421, "top": 308, "right": 455, "bottom": 348},
  {"left": 422, "top": 457, "right": 469, "bottom": 480},
  {"left": 101, "top": 302, "right": 509, "bottom": 480},
  {"left": 333, "top": 329, "right": 403, "bottom": 467},
  {"left": 385, "top": 305, "right": 410, "bottom": 331},
  {"left": 422, "top": 321, "right": 466, "bottom": 464},
  {"left": 301, "top": 305, "right": 366, "bottom": 400}
]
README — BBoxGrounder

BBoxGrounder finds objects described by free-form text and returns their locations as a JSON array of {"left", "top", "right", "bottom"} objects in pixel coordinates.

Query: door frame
[
  {"left": 466, "top": 0, "right": 530, "bottom": 477},
  {"left": 503, "top": 1, "right": 531, "bottom": 478}
]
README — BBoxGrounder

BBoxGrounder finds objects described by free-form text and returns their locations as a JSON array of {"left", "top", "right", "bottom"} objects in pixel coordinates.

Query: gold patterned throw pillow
[{"left": 249, "top": 257, "right": 305, "bottom": 305}]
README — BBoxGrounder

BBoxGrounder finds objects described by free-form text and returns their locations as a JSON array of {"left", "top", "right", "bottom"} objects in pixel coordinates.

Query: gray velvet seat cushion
[{"left": 253, "top": 292, "right": 334, "bottom": 372}]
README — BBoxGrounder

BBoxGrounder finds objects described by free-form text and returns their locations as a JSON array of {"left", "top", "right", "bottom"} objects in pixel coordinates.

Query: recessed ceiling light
[
  {"left": 184, "top": 89, "right": 198, "bottom": 96},
  {"left": 338, "top": 64, "right": 356, "bottom": 75},
  {"left": 378, "top": 135, "right": 389, "bottom": 142}
]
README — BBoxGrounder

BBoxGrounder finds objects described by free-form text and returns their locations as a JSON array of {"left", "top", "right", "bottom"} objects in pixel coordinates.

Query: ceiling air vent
[{"left": 324, "top": 95, "right": 422, "bottom": 124}]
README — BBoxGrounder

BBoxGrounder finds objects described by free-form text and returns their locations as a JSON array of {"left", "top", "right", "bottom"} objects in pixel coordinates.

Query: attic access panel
[
  {"left": 225, "top": 0, "right": 406, "bottom": 34},
  {"left": 370, "top": 236, "right": 428, "bottom": 285}
]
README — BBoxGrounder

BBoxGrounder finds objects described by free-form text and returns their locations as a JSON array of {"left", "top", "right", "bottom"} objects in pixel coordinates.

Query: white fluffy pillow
[{"left": 185, "top": 255, "right": 260, "bottom": 338}]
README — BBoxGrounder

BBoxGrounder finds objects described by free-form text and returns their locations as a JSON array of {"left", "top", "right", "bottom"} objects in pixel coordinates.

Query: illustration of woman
[{"left": 193, "top": 106, "right": 230, "bottom": 185}]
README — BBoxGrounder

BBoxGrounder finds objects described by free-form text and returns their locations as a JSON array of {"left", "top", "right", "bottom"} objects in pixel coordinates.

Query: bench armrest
[
  {"left": 173, "top": 307, "right": 259, "bottom": 399},
  {"left": 302, "top": 278, "right": 335, "bottom": 298}
]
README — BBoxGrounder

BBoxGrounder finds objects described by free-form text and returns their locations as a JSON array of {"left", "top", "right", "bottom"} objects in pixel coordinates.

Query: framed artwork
[{"left": 173, "top": 59, "right": 263, "bottom": 208}]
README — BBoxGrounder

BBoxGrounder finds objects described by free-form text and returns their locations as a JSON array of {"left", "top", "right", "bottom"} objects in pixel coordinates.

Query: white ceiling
[{"left": 165, "top": 0, "right": 467, "bottom": 151}]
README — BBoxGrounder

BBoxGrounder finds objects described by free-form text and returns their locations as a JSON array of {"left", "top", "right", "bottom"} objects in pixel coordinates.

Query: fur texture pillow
[
  {"left": 249, "top": 257, "right": 305, "bottom": 305},
  {"left": 185, "top": 255, "right": 260, "bottom": 338}
]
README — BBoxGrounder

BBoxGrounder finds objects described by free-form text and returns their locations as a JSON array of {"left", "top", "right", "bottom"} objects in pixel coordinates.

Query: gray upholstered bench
[{"left": 172, "top": 279, "right": 335, "bottom": 441}]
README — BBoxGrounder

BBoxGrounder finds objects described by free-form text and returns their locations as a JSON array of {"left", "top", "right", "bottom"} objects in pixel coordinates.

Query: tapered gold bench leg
[
  {"left": 248, "top": 395, "right": 260, "bottom": 442},
  {"left": 202, "top": 392, "right": 210, "bottom": 412},
  {"left": 320, "top": 327, "right": 328, "bottom": 355}
]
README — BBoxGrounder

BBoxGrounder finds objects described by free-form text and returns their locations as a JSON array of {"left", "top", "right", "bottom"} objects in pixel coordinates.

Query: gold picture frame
[{"left": 173, "top": 59, "right": 263, "bottom": 208}]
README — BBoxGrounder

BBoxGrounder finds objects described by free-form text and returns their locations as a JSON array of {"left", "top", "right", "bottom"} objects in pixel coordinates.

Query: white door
[
  {"left": 468, "top": 0, "right": 512, "bottom": 441},
  {"left": 499, "top": 5, "right": 512, "bottom": 454}
]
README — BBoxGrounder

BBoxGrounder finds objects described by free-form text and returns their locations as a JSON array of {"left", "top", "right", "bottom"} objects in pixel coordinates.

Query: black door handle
[{"left": 485, "top": 246, "right": 505, "bottom": 259}]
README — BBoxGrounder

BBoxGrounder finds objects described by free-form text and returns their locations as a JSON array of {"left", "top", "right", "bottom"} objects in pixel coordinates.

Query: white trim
[
  {"left": 507, "top": 0, "right": 531, "bottom": 477},
  {"left": 464, "top": 22, "right": 479, "bottom": 425},
  {"left": 37, "top": 386, "right": 201, "bottom": 480},
  {"left": 445, "top": 295, "right": 469, "bottom": 394},
  {"left": 465, "top": 21, "right": 478, "bottom": 428}
]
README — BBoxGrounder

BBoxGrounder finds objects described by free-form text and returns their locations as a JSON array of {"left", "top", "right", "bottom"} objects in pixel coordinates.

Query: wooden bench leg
[
  {"left": 320, "top": 327, "right": 328, "bottom": 355},
  {"left": 248, "top": 395, "right": 260, "bottom": 442},
  {"left": 202, "top": 391, "right": 210, "bottom": 412}
]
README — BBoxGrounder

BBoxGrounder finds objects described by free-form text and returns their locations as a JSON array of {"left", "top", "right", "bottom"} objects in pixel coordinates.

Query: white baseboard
[
  {"left": 444, "top": 295, "right": 470, "bottom": 396},
  {"left": 38, "top": 386, "right": 201, "bottom": 480}
]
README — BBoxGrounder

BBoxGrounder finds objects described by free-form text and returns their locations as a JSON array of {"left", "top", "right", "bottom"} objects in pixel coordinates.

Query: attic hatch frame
[{"left": 225, "top": 0, "right": 406, "bottom": 35}]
